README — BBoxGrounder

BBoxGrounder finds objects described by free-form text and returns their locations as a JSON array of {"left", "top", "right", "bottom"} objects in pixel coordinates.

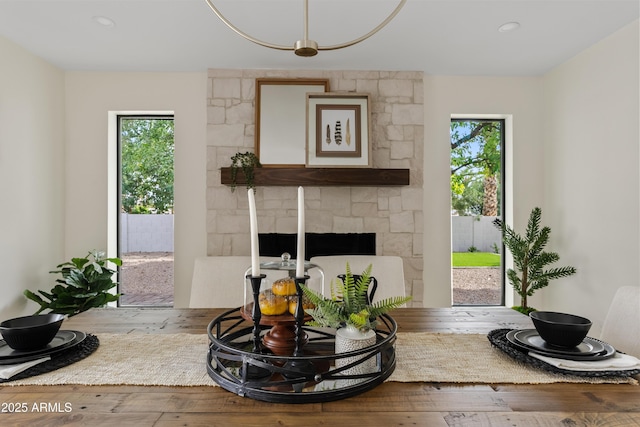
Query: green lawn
[{"left": 452, "top": 252, "right": 500, "bottom": 267}]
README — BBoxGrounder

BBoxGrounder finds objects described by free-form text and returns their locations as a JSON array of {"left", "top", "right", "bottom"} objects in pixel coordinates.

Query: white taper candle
[
  {"left": 248, "top": 189, "right": 260, "bottom": 276},
  {"left": 296, "top": 186, "right": 305, "bottom": 277}
]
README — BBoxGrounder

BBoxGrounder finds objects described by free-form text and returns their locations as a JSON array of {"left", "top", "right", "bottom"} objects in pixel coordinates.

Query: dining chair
[
  {"left": 189, "top": 256, "right": 296, "bottom": 308},
  {"left": 189, "top": 256, "right": 251, "bottom": 308},
  {"left": 309, "top": 255, "right": 407, "bottom": 306},
  {"left": 599, "top": 285, "right": 640, "bottom": 358}
]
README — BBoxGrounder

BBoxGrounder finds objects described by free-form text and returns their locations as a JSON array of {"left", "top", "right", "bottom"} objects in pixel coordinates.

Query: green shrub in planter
[{"left": 24, "top": 250, "right": 122, "bottom": 317}]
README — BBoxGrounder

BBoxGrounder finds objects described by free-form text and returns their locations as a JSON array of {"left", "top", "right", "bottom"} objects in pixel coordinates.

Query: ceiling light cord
[
  {"left": 204, "top": 0, "right": 407, "bottom": 57},
  {"left": 303, "top": 0, "right": 310, "bottom": 42}
]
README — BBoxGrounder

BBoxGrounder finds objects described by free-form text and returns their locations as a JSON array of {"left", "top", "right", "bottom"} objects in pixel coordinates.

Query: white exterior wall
[
  {"left": 451, "top": 216, "right": 501, "bottom": 253},
  {"left": 121, "top": 214, "right": 174, "bottom": 253}
]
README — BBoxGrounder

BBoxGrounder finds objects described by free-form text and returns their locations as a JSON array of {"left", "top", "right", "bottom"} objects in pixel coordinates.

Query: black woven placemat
[
  {"left": 0, "top": 334, "right": 99, "bottom": 383},
  {"left": 487, "top": 328, "right": 640, "bottom": 379}
]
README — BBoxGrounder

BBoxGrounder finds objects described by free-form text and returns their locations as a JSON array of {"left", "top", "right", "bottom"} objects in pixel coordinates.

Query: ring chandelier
[{"left": 204, "top": 0, "right": 407, "bottom": 57}]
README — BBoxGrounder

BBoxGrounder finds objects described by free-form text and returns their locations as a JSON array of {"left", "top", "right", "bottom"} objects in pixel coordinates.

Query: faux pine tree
[{"left": 493, "top": 207, "right": 577, "bottom": 314}]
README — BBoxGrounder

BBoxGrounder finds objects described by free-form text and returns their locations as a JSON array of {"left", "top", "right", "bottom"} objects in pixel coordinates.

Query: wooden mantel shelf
[{"left": 220, "top": 167, "right": 410, "bottom": 187}]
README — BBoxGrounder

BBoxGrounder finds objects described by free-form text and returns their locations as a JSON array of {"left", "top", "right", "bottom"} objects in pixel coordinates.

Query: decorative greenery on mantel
[{"left": 229, "top": 152, "right": 262, "bottom": 192}]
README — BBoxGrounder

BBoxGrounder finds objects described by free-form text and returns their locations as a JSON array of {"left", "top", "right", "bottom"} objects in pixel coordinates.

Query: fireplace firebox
[{"left": 258, "top": 233, "right": 375, "bottom": 260}]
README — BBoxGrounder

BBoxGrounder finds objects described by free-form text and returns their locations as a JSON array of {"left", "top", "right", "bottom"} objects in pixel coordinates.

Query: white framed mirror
[{"left": 255, "top": 78, "right": 329, "bottom": 167}]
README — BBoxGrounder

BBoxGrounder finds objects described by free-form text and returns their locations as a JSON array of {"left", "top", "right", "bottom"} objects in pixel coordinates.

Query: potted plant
[
  {"left": 229, "top": 151, "right": 261, "bottom": 192},
  {"left": 301, "top": 263, "right": 411, "bottom": 375},
  {"left": 24, "top": 250, "right": 122, "bottom": 317},
  {"left": 493, "top": 207, "right": 577, "bottom": 315},
  {"left": 301, "top": 263, "right": 411, "bottom": 332}
]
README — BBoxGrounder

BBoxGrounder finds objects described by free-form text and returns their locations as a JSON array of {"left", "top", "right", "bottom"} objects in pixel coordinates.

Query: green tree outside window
[
  {"left": 450, "top": 120, "right": 502, "bottom": 216},
  {"left": 121, "top": 118, "right": 174, "bottom": 214}
]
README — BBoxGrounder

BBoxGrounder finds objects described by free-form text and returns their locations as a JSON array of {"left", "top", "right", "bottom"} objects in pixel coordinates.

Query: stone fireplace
[{"left": 206, "top": 69, "right": 424, "bottom": 305}]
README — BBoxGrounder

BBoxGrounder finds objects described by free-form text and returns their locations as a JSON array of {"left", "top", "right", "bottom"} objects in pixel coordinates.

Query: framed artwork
[
  {"left": 306, "top": 93, "right": 371, "bottom": 167},
  {"left": 255, "top": 78, "right": 330, "bottom": 167}
]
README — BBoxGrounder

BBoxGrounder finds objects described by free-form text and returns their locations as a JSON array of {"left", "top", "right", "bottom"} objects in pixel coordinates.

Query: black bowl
[
  {"left": 0, "top": 313, "right": 65, "bottom": 351},
  {"left": 529, "top": 311, "right": 592, "bottom": 348}
]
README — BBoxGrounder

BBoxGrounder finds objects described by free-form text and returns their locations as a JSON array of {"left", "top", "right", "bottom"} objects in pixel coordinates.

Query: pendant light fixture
[{"left": 204, "top": 0, "right": 407, "bottom": 57}]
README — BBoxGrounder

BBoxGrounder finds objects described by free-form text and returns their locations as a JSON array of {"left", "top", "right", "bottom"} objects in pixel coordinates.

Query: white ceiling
[{"left": 0, "top": 0, "right": 637, "bottom": 76}]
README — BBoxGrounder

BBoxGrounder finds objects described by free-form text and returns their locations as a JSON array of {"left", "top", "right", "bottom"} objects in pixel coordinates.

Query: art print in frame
[
  {"left": 306, "top": 93, "right": 371, "bottom": 167},
  {"left": 316, "top": 105, "right": 361, "bottom": 158}
]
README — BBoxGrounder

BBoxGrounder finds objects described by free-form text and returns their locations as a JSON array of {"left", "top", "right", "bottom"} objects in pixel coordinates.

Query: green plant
[
  {"left": 301, "top": 263, "right": 412, "bottom": 332},
  {"left": 24, "top": 250, "right": 122, "bottom": 317},
  {"left": 467, "top": 246, "right": 478, "bottom": 252},
  {"left": 491, "top": 242, "right": 500, "bottom": 254},
  {"left": 493, "top": 207, "right": 577, "bottom": 311},
  {"left": 120, "top": 118, "right": 174, "bottom": 213},
  {"left": 513, "top": 306, "right": 537, "bottom": 315},
  {"left": 229, "top": 151, "right": 261, "bottom": 192}
]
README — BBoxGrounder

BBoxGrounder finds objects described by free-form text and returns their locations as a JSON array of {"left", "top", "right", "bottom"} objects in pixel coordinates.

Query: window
[
  {"left": 117, "top": 115, "right": 174, "bottom": 306},
  {"left": 450, "top": 119, "right": 505, "bottom": 306}
]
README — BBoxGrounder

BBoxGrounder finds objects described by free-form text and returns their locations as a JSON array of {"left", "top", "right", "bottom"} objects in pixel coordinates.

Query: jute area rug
[{"left": 5, "top": 332, "right": 637, "bottom": 387}]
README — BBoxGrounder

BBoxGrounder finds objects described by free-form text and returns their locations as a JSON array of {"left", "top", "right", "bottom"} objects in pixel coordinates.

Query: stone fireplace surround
[{"left": 207, "top": 69, "right": 424, "bottom": 306}]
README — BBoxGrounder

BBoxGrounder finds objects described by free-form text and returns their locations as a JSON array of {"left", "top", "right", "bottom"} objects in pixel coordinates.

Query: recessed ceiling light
[
  {"left": 498, "top": 22, "right": 520, "bottom": 33},
  {"left": 92, "top": 15, "right": 116, "bottom": 28}
]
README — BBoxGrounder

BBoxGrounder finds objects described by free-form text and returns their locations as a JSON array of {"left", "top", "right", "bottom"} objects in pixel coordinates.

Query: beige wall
[
  {"left": 0, "top": 36, "right": 65, "bottom": 319},
  {"left": 64, "top": 72, "right": 207, "bottom": 308},
  {"left": 422, "top": 76, "right": 545, "bottom": 307},
  {"left": 541, "top": 20, "right": 640, "bottom": 335}
]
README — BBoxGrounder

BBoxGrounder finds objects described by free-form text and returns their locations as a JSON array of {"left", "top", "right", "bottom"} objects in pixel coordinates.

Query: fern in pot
[{"left": 301, "top": 263, "right": 411, "bottom": 375}]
